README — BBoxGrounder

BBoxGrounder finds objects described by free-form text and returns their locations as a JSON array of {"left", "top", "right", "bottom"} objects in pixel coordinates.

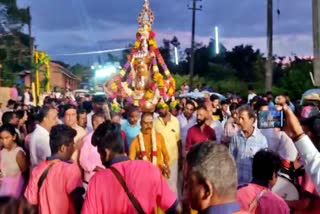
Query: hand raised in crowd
[{"left": 275, "top": 95, "right": 304, "bottom": 141}]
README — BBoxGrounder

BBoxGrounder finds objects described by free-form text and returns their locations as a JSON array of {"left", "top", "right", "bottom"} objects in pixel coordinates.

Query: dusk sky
[{"left": 18, "top": 0, "right": 313, "bottom": 65}]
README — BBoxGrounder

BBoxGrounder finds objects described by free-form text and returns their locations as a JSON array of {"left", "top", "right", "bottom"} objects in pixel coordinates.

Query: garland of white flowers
[{"left": 138, "top": 128, "right": 157, "bottom": 165}]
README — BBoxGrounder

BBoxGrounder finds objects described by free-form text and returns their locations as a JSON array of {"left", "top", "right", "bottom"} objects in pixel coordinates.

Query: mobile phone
[{"left": 257, "top": 110, "right": 284, "bottom": 129}]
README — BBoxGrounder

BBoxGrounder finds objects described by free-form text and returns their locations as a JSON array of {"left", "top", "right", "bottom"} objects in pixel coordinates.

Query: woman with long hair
[{"left": 0, "top": 124, "right": 28, "bottom": 198}]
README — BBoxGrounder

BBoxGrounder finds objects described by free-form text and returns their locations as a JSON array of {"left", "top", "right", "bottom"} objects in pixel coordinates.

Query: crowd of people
[{"left": 0, "top": 87, "right": 319, "bottom": 214}]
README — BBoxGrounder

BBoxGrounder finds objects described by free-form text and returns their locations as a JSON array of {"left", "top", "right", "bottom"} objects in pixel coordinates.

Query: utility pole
[
  {"left": 265, "top": 0, "right": 273, "bottom": 92},
  {"left": 188, "top": 0, "right": 202, "bottom": 89},
  {"left": 313, "top": 0, "right": 320, "bottom": 86}
]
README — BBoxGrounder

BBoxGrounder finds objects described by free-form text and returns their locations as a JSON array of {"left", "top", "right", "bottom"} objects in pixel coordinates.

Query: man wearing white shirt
[
  {"left": 63, "top": 104, "right": 87, "bottom": 162},
  {"left": 261, "top": 128, "right": 298, "bottom": 162},
  {"left": 207, "top": 118, "right": 224, "bottom": 144},
  {"left": 277, "top": 96, "right": 320, "bottom": 193},
  {"left": 29, "top": 106, "right": 59, "bottom": 167},
  {"left": 22, "top": 88, "right": 33, "bottom": 106},
  {"left": 86, "top": 96, "right": 105, "bottom": 132},
  {"left": 177, "top": 100, "right": 196, "bottom": 153},
  {"left": 247, "top": 85, "right": 256, "bottom": 104}
]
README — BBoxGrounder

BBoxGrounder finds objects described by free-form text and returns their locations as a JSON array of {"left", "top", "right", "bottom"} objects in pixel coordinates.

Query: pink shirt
[
  {"left": 10, "top": 87, "right": 18, "bottom": 100},
  {"left": 237, "top": 183, "right": 289, "bottom": 214},
  {"left": 296, "top": 174, "right": 320, "bottom": 214},
  {"left": 79, "top": 132, "right": 105, "bottom": 182},
  {"left": 82, "top": 157, "right": 178, "bottom": 214},
  {"left": 298, "top": 174, "right": 319, "bottom": 196},
  {"left": 24, "top": 159, "right": 83, "bottom": 214}
]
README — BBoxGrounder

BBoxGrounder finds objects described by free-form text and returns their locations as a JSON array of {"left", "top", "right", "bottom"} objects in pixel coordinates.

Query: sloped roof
[{"left": 48, "top": 62, "right": 80, "bottom": 81}]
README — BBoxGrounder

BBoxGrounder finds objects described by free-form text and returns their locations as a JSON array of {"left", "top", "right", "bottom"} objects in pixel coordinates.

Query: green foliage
[
  {"left": 0, "top": 1, "right": 32, "bottom": 86},
  {"left": 40, "top": 77, "right": 49, "bottom": 90},
  {"left": 1, "top": 63, "right": 16, "bottom": 86},
  {"left": 213, "top": 80, "right": 248, "bottom": 96},
  {"left": 172, "top": 74, "right": 189, "bottom": 90},
  {"left": 225, "top": 45, "right": 263, "bottom": 82},
  {"left": 69, "top": 64, "right": 91, "bottom": 80},
  {"left": 280, "top": 58, "right": 313, "bottom": 100},
  {"left": 206, "top": 63, "right": 235, "bottom": 81},
  {"left": 0, "top": 0, "right": 30, "bottom": 31}
]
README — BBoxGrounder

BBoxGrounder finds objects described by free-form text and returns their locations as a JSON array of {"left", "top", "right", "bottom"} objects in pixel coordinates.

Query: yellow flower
[
  {"left": 145, "top": 90, "right": 153, "bottom": 99},
  {"left": 158, "top": 79, "right": 165, "bottom": 87},
  {"left": 164, "top": 69, "right": 170, "bottom": 76},
  {"left": 134, "top": 41, "right": 140, "bottom": 48},
  {"left": 169, "top": 100, "right": 178, "bottom": 109},
  {"left": 168, "top": 87, "right": 174, "bottom": 96},
  {"left": 119, "top": 69, "right": 126, "bottom": 77},
  {"left": 153, "top": 72, "right": 161, "bottom": 81},
  {"left": 149, "top": 39, "right": 155, "bottom": 46},
  {"left": 111, "top": 83, "right": 117, "bottom": 92},
  {"left": 157, "top": 102, "right": 168, "bottom": 109}
]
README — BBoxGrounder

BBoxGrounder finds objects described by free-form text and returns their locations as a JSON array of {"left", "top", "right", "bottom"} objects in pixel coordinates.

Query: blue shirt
[
  {"left": 229, "top": 128, "right": 268, "bottom": 185},
  {"left": 199, "top": 202, "right": 241, "bottom": 214},
  {"left": 121, "top": 120, "right": 141, "bottom": 150},
  {"left": 268, "top": 101, "right": 275, "bottom": 111}
]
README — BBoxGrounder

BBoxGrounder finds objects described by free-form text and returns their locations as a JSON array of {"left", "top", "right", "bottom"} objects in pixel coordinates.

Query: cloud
[{"left": 17, "top": 0, "right": 313, "bottom": 64}]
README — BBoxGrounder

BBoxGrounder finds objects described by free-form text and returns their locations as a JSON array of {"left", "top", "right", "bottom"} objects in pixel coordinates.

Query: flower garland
[
  {"left": 104, "top": 1, "right": 176, "bottom": 106},
  {"left": 138, "top": 129, "right": 157, "bottom": 165},
  {"left": 111, "top": 99, "right": 121, "bottom": 113}
]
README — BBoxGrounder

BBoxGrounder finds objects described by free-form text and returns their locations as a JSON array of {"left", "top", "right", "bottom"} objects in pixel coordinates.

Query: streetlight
[
  {"left": 214, "top": 26, "right": 220, "bottom": 55},
  {"left": 174, "top": 47, "right": 179, "bottom": 65},
  {"left": 95, "top": 65, "right": 117, "bottom": 79}
]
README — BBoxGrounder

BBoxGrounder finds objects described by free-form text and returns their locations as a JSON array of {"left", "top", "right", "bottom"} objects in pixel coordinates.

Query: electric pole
[
  {"left": 313, "top": 0, "right": 320, "bottom": 86},
  {"left": 188, "top": 0, "right": 202, "bottom": 89},
  {"left": 265, "top": 0, "right": 273, "bottom": 92}
]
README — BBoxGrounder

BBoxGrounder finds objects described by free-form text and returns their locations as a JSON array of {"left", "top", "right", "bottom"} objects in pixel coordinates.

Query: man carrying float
[
  {"left": 104, "top": 2, "right": 179, "bottom": 213},
  {"left": 129, "top": 112, "right": 170, "bottom": 178}
]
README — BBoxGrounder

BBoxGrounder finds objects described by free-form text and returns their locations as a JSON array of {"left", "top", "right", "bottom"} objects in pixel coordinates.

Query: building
[{"left": 22, "top": 61, "right": 80, "bottom": 91}]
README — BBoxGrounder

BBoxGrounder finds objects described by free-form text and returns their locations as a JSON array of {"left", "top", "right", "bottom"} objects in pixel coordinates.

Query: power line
[{"left": 51, "top": 48, "right": 130, "bottom": 57}]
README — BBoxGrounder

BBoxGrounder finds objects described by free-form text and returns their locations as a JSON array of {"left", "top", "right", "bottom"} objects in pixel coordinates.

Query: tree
[
  {"left": 281, "top": 58, "right": 313, "bottom": 100},
  {"left": 225, "top": 45, "right": 263, "bottom": 82},
  {"left": 69, "top": 64, "right": 90, "bottom": 79},
  {"left": 159, "top": 38, "right": 176, "bottom": 74},
  {"left": 106, "top": 53, "right": 121, "bottom": 63},
  {"left": 0, "top": 0, "right": 32, "bottom": 86},
  {"left": 207, "top": 38, "right": 227, "bottom": 59},
  {"left": 170, "top": 36, "right": 180, "bottom": 48},
  {"left": 193, "top": 44, "right": 209, "bottom": 76}
]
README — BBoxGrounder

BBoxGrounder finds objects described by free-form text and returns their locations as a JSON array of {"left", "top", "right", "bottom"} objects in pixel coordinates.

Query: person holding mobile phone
[
  {"left": 276, "top": 96, "right": 320, "bottom": 194},
  {"left": 229, "top": 105, "right": 268, "bottom": 186},
  {"left": 254, "top": 100, "right": 298, "bottom": 166}
]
